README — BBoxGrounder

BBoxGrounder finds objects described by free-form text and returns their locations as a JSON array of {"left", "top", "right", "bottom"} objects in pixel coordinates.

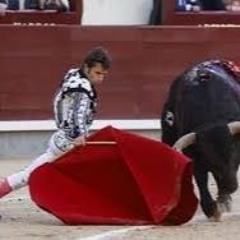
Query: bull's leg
[
  {"left": 193, "top": 162, "right": 219, "bottom": 220},
  {"left": 212, "top": 172, "right": 233, "bottom": 213}
]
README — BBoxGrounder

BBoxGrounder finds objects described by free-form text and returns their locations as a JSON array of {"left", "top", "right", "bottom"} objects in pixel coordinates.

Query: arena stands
[
  {"left": 164, "top": 0, "right": 240, "bottom": 25},
  {"left": 0, "top": 0, "right": 82, "bottom": 24}
]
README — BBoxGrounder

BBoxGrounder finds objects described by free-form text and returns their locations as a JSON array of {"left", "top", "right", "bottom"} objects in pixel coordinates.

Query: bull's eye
[{"left": 165, "top": 111, "right": 174, "bottom": 126}]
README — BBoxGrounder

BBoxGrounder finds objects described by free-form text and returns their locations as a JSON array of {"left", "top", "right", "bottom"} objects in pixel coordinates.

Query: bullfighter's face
[{"left": 83, "top": 63, "right": 109, "bottom": 86}]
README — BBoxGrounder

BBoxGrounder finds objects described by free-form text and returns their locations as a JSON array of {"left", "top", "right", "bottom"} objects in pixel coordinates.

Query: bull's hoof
[
  {"left": 217, "top": 195, "right": 232, "bottom": 212},
  {"left": 210, "top": 197, "right": 232, "bottom": 222},
  {"left": 208, "top": 201, "right": 224, "bottom": 222},
  {"left": 216, "top": 201, "right": 232, "bottom": 213},
  {"left": 209, "top": 208, "right": 222, "bottom": 222},
  {"left": 225, "top": 201, "right": 232, "bottom": 212}
]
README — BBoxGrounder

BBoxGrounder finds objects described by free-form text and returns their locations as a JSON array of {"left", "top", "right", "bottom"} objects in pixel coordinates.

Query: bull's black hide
[{"left": 161, "top": 59, "right": 240, "bottom": 220}]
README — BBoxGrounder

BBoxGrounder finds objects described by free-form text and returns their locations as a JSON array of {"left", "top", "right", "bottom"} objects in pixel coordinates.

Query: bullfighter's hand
[{"left": 74, "top": 135, "right": 86, "bottom": 146}]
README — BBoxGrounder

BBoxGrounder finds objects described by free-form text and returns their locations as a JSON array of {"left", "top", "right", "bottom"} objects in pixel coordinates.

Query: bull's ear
[{"left": 227, "top": 122, "right": 240, "bottom": 136}]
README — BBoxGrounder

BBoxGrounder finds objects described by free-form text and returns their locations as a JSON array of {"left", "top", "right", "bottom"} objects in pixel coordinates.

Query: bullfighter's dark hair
[{"left": 83, "top": 46, "right": 112, "bottom": 70}]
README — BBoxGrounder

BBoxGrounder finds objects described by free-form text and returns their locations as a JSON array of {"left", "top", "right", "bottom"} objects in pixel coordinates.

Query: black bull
[{"left": 161, "top": 60, "right": 240, "bottom": 220}]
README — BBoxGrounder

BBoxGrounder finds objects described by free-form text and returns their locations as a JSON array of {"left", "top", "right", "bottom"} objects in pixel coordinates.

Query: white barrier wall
[
  {"left": 0, "top": 120, "right": 161, "bottom": 159},
  {"left": 81, "top": 0, "right": 153, "bottom": 25}
]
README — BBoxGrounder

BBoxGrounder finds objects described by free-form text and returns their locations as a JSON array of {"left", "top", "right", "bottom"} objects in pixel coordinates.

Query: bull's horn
[
  {"left": 227, "top": 121, "right": 240, "bottom": 135},
  {"left": 173, "top": 132, "right": 196, "bottom": 152}
]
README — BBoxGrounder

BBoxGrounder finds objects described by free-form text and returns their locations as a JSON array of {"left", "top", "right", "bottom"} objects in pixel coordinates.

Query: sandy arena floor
[{"left": 1, "top": 159, "right": 240, "bottom": 240}]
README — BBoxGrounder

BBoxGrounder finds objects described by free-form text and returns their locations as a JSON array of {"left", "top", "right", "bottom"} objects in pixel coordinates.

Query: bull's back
[{"left": 161, "top": 62, "right": 240, "bottom": 145}]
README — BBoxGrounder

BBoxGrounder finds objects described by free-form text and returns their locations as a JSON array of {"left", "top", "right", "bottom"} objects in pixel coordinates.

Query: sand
[{"left": 1, "top": 159, "right": 240, "bottom": 240}]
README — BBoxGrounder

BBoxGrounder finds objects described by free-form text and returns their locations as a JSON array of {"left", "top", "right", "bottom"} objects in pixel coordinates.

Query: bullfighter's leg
[
  {"left": 0, "top": 130, "right": 74, "bottom": 198},
  {"left": 0, "top": 150, "right": 56, "bottom": 199}
]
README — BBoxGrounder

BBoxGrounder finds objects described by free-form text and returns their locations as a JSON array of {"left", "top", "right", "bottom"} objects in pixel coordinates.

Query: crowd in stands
[
  {"left": 225, "top": 0, "right": 240, "bottom": 10},
  {"left": 0, "top": 0, "right": 69, "bottom": 11},
  {"left": 1, "top": 0, "right": 240, "bottom": 25},
  {"left": 0, "top": 0, "right": 161, "bottom": 25},
  {"left": 175, "top": 0, "right": 240, "bottom": 11}
]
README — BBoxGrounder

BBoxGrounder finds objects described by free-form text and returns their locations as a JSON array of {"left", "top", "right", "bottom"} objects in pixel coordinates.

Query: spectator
[
  {"left": 39, "top": 0, "right": 70, "bottom": 12},
  {"left": 7, "top": 0, "right": 19, "bottom": 10},
  {"left": 149, "top": 0, "right": 162, "bottom": 25},
  {"left": 25, "top": 0, "right": 40, "bottom": 9},
  {"left": 198, "top": 0, "right": 226, "bottom": 10},
  {"left": 6, "top": 0, "right": 69, "bottom": 11},
  {"left": 0, "top": 0, "right": 7, "bottom": 9},
  {"left": 7, "top": 0, "right": 40, "bottom": 10},
  {"left": 224, "top": 0, "right": 240, "bottom": 11},
  {"left": 0, "top": 0, "right": 7, "bottom": 16},
  {"left": 175, "top": 0, "right": 201, "bottom": 11}
]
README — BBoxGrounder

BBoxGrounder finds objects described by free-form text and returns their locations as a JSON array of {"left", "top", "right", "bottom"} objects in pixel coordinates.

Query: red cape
[{"left": 29, "top": 126, "right": 198, "bottom": 225}]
